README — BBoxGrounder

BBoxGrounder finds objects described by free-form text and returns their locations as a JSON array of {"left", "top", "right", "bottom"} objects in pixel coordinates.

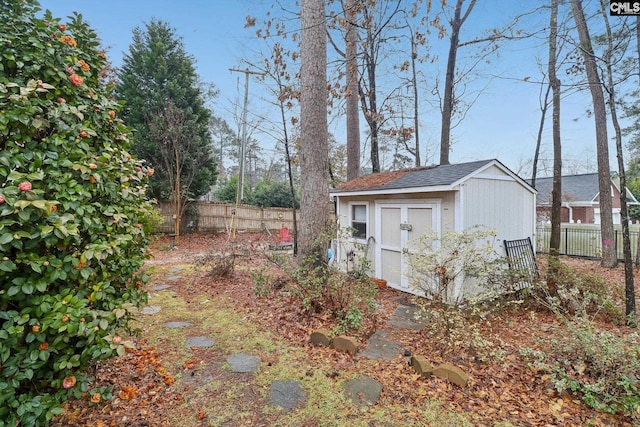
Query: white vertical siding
[{"left": 462, "top": 176, "right": 536, "bottom": 245}]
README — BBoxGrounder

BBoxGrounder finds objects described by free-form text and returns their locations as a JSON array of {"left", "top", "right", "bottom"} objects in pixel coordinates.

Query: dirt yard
[{"left": 51, "top": 232, "right": 639, "bottom": 427}]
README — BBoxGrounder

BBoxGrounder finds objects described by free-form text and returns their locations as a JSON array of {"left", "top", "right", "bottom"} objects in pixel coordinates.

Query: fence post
[{"left": 564, "top": 227, "right": 568, "bottom": 255}]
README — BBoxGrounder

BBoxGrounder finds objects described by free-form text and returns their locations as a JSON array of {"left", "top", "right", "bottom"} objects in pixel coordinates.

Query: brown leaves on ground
[
  {"left": 52, "top": 232, "right": 638, "bottom": 426},
  {"left": 52, "top": 343, "right": 183, "bottom": 427}
]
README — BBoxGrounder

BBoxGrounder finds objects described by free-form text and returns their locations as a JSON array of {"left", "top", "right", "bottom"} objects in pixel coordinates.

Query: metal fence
[{"left": 536, "top": 224, "right": 640, "bottom": 260}]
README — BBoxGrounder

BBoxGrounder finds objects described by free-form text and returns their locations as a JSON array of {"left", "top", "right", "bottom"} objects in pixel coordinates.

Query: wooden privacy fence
[{"left": 154, "top": 201, "right": 298, "bottom": 234}]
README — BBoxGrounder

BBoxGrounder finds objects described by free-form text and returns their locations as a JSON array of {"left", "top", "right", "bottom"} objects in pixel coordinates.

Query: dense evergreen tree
[
  {"left": 117, "top": 19, "right": 217, "bottom": 202},
  {"left": 249, "top": 180, "right": 300, "bottom": 209}
]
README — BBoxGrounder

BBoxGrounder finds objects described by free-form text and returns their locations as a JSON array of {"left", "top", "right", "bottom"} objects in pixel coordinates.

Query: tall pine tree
[{"left": 117, "top": 19, "right": 217, "bottom": 205}]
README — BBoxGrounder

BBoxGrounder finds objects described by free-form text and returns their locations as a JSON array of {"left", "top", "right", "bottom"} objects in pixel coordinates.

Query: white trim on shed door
[{"left": 374, "top": 200, "right": 441, "bottom": 292}]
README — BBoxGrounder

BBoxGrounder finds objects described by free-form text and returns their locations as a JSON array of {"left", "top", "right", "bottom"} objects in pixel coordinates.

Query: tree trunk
[
  {"left": 637, "top": 15, "right": 640, "bottom": 82},
  {"left": 439, "top": 0, "right": 476, "bottom": 165},
  {"left": 570, "top": 0, "right": 617, "bottom": 268},
  {"left": 599, "top": 0, "right": 636, "bottom": 326},
  {"left": 299, "top": 0, "right": 330, "bottom": 260},
  {"left": 548, "top": 0, "right": 561, "bottom": 294},
  {"left": 345, "top": 0, "right": 361, "bottom": 181},
  {"left": 411, "top": 33, "right": 421, "bottom": 167},
  {"left": 277, "top": 80, "right": 299, "bottom": 256},
  {"left": 174, "top": 143, "right": 181, "bottom": 243},
  {"left": 366, "top": 26, "right": 380, "bottom": 173},
  {"left": 531, "top": 83, "right": 551, "bottom": 188}
]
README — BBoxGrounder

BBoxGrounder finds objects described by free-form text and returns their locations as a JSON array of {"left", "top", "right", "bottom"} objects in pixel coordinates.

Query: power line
[{"left": 229, "top": 68, "right": 266, "bottom": 203}]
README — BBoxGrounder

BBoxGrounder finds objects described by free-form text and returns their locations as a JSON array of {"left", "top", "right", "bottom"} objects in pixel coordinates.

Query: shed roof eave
[{"left": 331, "top": 184, "right": 457, "bottom": 198}]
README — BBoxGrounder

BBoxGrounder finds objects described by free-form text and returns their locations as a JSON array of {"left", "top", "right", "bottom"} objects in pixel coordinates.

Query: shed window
[{"left": 351, "top": 204, "right": 367, "bottom": 239}]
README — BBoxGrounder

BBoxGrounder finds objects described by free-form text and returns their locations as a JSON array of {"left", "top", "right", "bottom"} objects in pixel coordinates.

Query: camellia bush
[{"left": 0, "top": 1, "right": 156, "bottom": 425}]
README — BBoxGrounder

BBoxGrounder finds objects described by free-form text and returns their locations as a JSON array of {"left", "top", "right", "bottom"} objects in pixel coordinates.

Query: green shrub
[
  {"left": 266, "top": 253, "right": 377, "bottom": 334},
  {"left": 522, "top": 315, "right": 640, "bottom": 418},
  {"left": 406, "top": 226, "right": 510, "bottom": 305},
  {"left": 523, "top": 260, "right": 640, "bottom": 419},
  {"left": 543, "top": 257, "right": 622, "bottom": 321},
  {"left": 0, "top": 1, "right": 154, "bottom": 425}
]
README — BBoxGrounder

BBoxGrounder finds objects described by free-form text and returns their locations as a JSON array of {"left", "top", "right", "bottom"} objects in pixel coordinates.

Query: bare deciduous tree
[
  {"left": 344, "top": 0, "right": 361, "bottom": 180},
  {"left": 548, "top": 0, "right": 562, "bottom": 288},
  {"left": 439, "top": 0, "right": 475, "bottom": 165},
  {"left": 597, "top": 0, "right": 636, "bottom": 325},
  {"left": 569, "top": 0, "right": 617, "bottom": 268},
  {"left": 149, "top": 101, "right": 214, "bottom": 242}
]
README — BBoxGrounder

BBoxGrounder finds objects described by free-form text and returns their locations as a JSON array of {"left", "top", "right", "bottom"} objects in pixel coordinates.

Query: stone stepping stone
[
  {"left": 170, "top": 267, "right": 184, "bottom": 273},
  {"left": 359, "top": 330, "right": 404, "bottom": 360},
  {"left": 387, "top": 304, "right": 424, "bottom": 330},
  {"left": 269, "top": 380, "right": 306, "bottom": 411},
  {"left": 227, "top": 352, "right": 260, "bottom": 373},
  {"left": 343, "top": 375, "right": 383, "bottom": 406},
  {"left": 141, "top": 305, "right": 161, "bottom": 315},
  {"left": 150, "top": 284, "right": 172, "bottom": 291},
  {"left": 186, "top": 336, "right": 215, "bottom": 348},
  {"left": 163, "top": 321, "right": 191, "bottom": 329},
  {"left": 165, "top": 275, "right": 183, "bottom": 282}
]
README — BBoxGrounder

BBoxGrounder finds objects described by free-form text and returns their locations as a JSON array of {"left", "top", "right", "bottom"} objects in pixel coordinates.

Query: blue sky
[{"left": 38, "top": 0, "right": 620, "bottom": 178}]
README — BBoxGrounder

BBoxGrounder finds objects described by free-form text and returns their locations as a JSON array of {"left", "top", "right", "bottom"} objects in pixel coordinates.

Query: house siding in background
[{"left": 532, "top": 173, "right": 640, "bottom": 224}]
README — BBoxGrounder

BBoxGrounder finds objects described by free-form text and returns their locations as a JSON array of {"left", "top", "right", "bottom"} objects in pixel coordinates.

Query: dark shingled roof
[
  {"left": 533, "top": 173, "right": 639, "bottom": 205},
  {"left": 332, "top": 159, "right": 496, "bottom": 193},
  {"left": 532, "top": 173, "right": 599, "bottom": 204}
]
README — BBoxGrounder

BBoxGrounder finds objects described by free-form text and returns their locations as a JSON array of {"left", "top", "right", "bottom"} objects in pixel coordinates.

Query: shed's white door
[
  {"left": 379, "top": 206, "right": 403, "bottom": 288},
  {"left": 376, "top": 203, "right": 438, "bottom": 291}
]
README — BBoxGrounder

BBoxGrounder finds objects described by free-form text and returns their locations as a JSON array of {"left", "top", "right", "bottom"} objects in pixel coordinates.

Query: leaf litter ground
[{"left": 51, "top": 232, "right": 638, "bottom": 426}]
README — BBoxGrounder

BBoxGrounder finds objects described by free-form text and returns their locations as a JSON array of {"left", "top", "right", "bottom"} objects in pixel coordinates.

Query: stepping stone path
[
  {"left": 359, "top": 303, "right": 424, "bottom": 360},
  {"left": 227, "top": 352, "right": 260, "bottom": 373},
  {"left": 387, "top": 304, "right": 425, "bottom": 330},
  {"left": 269, "top": 380, "right": 306, "bottom": 411},
  {"left": 163, "top": 321, "right": 191, "bottom": 329},
  {"left": 186, "top": 336, "right": 215, "bottom": 348},
  {"left": 141, "top": 305, "right": 161, "bottom": 315},
  {"left": 358, "top": 330, "right": 403, "bottom": 360},
  {"left": 343, "top": 375, "right": 383, "bottom": 406},
  {"left": 139, "top": 265, "right": 465, "bottom": 415}
]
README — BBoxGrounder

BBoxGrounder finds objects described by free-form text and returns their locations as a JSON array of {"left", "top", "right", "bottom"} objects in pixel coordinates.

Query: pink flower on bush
[
  {"left": 18, "top": 181, "right": 32, "bottom": 192},
  {"left": 69, "top": 73, "right": 83, "bottom": 86},
  {"left": 0, "top": 194, "right": 4, "bottom": 204},
  {"left": 62, "top": 375, "right": 76, "bottom": 389}
]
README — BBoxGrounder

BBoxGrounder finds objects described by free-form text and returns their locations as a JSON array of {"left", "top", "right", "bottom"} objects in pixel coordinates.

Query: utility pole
[
  {"left": 229, "top": 67, "right": 264, "bottom": 240},
  {"left": 229, "top": 68, "right": 264, "bottom": 203}
]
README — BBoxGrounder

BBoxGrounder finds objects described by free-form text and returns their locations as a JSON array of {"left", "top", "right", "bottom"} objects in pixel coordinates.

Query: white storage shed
[{"left": 330, "top": 159, "right": 537, "bottom": 300}]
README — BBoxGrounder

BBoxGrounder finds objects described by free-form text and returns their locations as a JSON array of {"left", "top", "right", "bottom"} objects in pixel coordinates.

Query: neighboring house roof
[
  {"left": 532, "top": 173, "right": 639, "bottom": 205},
  {"left": 332, "top": 159, "right": 534, "bottom": 196}
]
